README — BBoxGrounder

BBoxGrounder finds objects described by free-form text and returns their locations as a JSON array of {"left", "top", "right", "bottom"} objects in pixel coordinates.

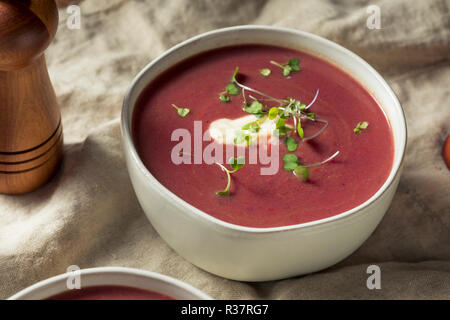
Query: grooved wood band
[{"left": 0, "top": 134, "right": 63, "bottom": 194}]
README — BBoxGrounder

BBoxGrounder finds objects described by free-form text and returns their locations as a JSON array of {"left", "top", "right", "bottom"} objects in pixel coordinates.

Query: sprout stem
[
  {"left": 302, "top": 118, "right": 328, "bottom": 141},
  {"left": 305, "top": 89, "right": 319, "bottom": 110},
  {"left": 233, "top": 78, "right": 284, "bottom": 104},
  {"left": 303, "top": 151, "right": 340, "bottom": 168}
]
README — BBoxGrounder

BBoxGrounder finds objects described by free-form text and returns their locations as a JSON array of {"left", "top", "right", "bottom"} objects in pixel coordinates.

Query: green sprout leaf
[
  {"left": 215, "top": 157, "right": 245, "bottom": 196},
  {"left": 275, "top": 118, "right": 290, "bottom": 136},
  {"left": 178, "top": 108, "right": 190, "bottom": 117},
  {"left": 294, "top": 165, "right": 310, "bottom": 181},
  {"left": 283, "top": 161, "right": 298, "bottom": 171},
  {"left": 216, "top": 190, "right": 231, "bottom": 196},
  {"left": 226, "top": 83, "right": 240, "bottom": 95},
  {"left": 283, "top": 65, "right": 292, "bottom": 77},
  {"left": 282, "top": 153, "right": 310, "bottom": 181},
  {"left": 219, "top": 94, "right": 230, "bottom": 102},
  {"left": 229, "top": 156, "right": 245, "bottom": 171},
  {"left": 360, "top": 122, "right": 369, "bottom": 129},
  {"left": 270, "top": 58, "right": 300, "bottom": 77},
  {"left": 234, "top": 130, "right": 247, "bottom": 145},
  {"left": 285, "top": 137, "right": 298, "bottom": 152},
  {"left": 276, "top": 118, "right": 285, "bottom": 129},
  {"left": 282, "top": 153, "right": 298, "bottom": 163},
  {"left": 268, "top": 107, "right": 279, "bottom": 120},
  {"left": 172, "top": 104, "right": 190, "bottom": 117},
  {"left": 278, "top": 103, "right": 292, "bottom": 119},
  {"left": 289, "top": 99, "right": 305, "bottom": 111},
  {"left": 234, "top": 132, "right": 252, "bottom": 146},
  {"left": 242, "top": 121, "right": 260, "bottom": 133},
  {"left": 243, "top": 100, "right": 263, "bottom": 114},
  {"left": 259, "top": 68, "right": 271, "bottom": 77},
  {"left": 244, "top": 135, "right": 252, "bottom": 146},
  {"left": 288, "top": 58, "right": 300, "bottom": 71},
  {"left": 354, "top": 121, "right": 369, "bottom": 134},
  {"left": 282, "top": 153, "right": 299, "bottom": 171},
  {"left": 297, "top": 120, "right": 304, "bottom": 139},
  {"left": 307, "top": 112, "right": 315, "bottom": 120}
]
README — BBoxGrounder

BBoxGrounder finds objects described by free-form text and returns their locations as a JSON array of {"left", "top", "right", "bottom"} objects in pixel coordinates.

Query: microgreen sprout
[
  {"left": 282, "top": 151, "right": 340, "bottom": 182},
  {"left": 226, "top": 83, "right": 240, "bottom": 95},
  {"left": 242, "top": 121, "right": 260, "bottom": 133},
  {"left": 281, "top": 153, "right": 310, "bottom": 181},
  {"left": 222, "top": 67, "right": 340, "bottom": 185},
  {"left": 172, "top": 104, "right": 190, "bottom": 117},
  {"left": 219, "top": 78, "right": 241, "bottom": 103},
  {"left": 230, "top": 156, "right": 245, "bottom": 170},
  {"left": 243, "top": 100, "right": 264, "bottom": 115},
  {"left": 302, "top": 118, "right": 329, "bottom": 141},
  {"left": 285, "top": 137, "right": 298, "bottom": 152},
  {"left": 297, "top": 119, "right": 304, "bottom": 139},
  {"left": 354, "top": 121, "right": 369, "bottom": 133},
  {"left": 283, "top": 153, "right": 299, "bottom": 171},
  {"left": 216, "top": 156, "right": 245, "bottom": 196},
  {"left": 231, "top": 67, "right": 284, "bottom": 104},
  {"left": 234, "top": 130, "right": 252, "bottom": 146},
  {"left": 268, "top": 107, "right": 278, "bottom": 120},
  {"left": 234, "top": 116, "right": 268, "bottom": 146},
  {"left": 219, "top": 94, "right": 230, "bottom": 102},
  {"left": 305, "top": 89, "right": 319, "bottom": 110},
  {"left": 270, "top": 58, "right": 300, "bottom": 76},
  {"left": 275, "top": 118, "right": 290, "bottom": 137},
  {"left": 294, "top": 166, "right": 310, "bottom": 181},
  {"left": 301, "top": 151, "right": 340, "bottom": 168},
  {"left": 259, "top": 68, "right": 271, "bottom": 77},
  {"left": 230, "top": 69, "right": 326, "bottom": 142}
]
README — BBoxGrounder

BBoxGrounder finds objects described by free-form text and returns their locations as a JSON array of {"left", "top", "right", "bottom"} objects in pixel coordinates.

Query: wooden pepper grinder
[{"left": 0, "top": 0, "right": 63, "bottom": 194}]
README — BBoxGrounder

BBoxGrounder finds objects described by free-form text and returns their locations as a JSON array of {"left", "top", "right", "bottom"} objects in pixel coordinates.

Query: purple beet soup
[
  {"left": 133, "top": 45, "right": 394, "bottom": 228},
  {"left": 47, "top": 285, "right": 174, "bottom": 300}
]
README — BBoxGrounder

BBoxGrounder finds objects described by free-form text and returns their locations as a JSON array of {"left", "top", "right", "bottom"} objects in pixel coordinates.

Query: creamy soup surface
[
  {"left": 133, "top": 45, "right": 394, "bottom": 228},
  {"left": 47, "top": 285, "right": 174, "bottom": 300}
]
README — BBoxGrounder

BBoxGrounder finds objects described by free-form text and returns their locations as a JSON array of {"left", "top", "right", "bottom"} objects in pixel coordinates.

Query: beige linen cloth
[{"left": 1, "top": 0, "right": 449, "bottom": 299}]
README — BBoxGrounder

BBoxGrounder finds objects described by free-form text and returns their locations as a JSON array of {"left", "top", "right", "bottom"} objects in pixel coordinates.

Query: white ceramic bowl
[
  {"left": 9, "top": 267, "right": 211, "bottom": 300},
  {"left": 121, "top": 26, "right": 407, "bottom": 281}
]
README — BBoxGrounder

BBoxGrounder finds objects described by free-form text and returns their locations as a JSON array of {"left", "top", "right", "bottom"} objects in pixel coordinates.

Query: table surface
[{"left": 0, "top": 0, "right": 449, "bottom": 299}]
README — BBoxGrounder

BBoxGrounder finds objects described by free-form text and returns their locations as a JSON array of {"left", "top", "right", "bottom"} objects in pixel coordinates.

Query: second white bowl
[{"left": 9, "top": 267, "right": 211, "bottom": 300}]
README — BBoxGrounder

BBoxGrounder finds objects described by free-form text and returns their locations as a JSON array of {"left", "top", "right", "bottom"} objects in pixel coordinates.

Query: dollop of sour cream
[{"left": 208, "top": 115, "right": 276, "bottom": 146}]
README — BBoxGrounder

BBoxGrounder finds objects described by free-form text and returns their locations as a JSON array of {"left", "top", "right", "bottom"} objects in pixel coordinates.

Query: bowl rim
[
  {"left": 121, "top": 25, "right": 407, "bottom": 234},
  {"left": 8, "top": 266, "right": 212, "bottom": 300}
]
